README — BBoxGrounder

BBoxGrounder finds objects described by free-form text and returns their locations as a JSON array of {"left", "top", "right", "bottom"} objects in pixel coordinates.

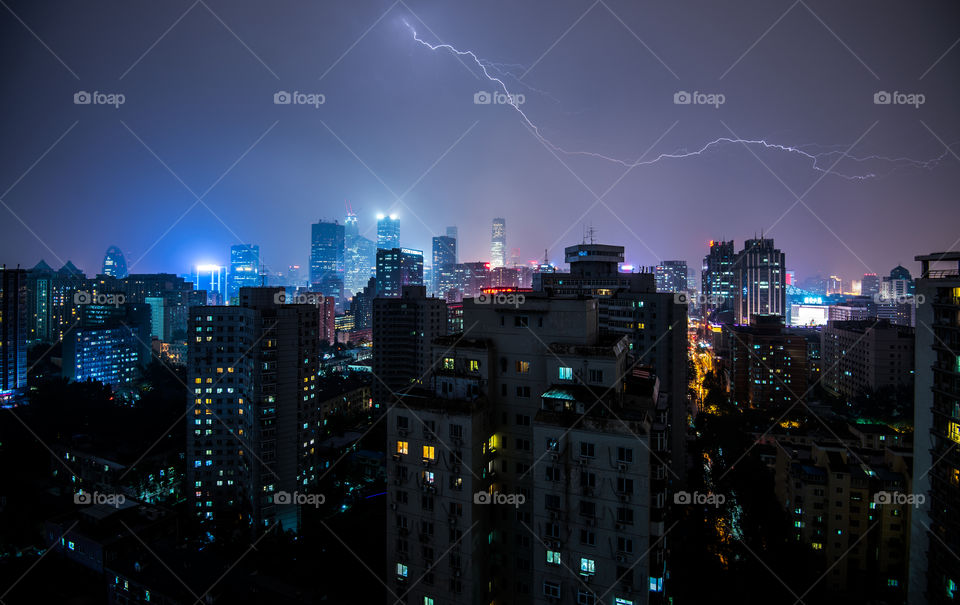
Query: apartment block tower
[
  {"left": 372, "top": 285, "right": 447, "bottom": 406},
  {"left": 0, "top": 267, "right": 27, "bottom": 404},
  {"left": 385, "top": 294, "right": 671, "bottom": 604},
  {"left": 535, "top": 243, "right": 688, "bottom": 484},
  {"left": 187, "top": 287, "right": 321, "bottom": 535},
  {"left": 909, "top": 252, "right": 960, "bottom": 605}
]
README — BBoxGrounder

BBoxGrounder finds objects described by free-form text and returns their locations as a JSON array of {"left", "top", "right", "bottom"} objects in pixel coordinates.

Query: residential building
[
  {"left": 385, "top": 294, "right": 669, "bottom": 604},
  {"left": 821, "top": 319, "right": 915, "bottom": 400},
  {"left": 909, "top": 252, "right": 960, "bottom": 604},
  {"left": 372, "top": 285, "right": 446, "bottom": 406},
  {"left": 0, "top": 267, "right": 27, "bottom": 404},
  {"left": 186, "top": 287, "right": 322, "bottom": 535}
]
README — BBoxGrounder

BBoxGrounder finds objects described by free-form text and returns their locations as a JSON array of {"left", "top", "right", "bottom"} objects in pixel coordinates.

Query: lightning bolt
[{"left": 403, "top": 20, "right": 951, "bottom": 180}]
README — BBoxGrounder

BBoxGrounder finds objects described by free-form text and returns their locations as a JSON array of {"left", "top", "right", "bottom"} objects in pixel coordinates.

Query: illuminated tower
[
  {"left": 734, "top": 237, "right": 786, "bottom": 324},
  {"left": 101, "top": 246, "right": 128, "bottom": 279},
  {"left": 377, "top": 214, "right": 400, "bottom": 250},
  {"left": 228, "top": 244, "right": 260, "bottom": 299},
  {"left": 490, "top": 217, "right": 506, "bottom": 268}
]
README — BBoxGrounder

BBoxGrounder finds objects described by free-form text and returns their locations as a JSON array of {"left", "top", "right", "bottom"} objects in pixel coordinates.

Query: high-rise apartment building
[
  {"left": 723, "top": 314, "right": 808, "bottom": 408},
  {"left": 187, "top": 287, "right": 322, "bottom": 535},
  {"left": 821, "top": 319, "right": 914, "bottom": 400},
  {"left": 491, "top": 218, "right": 506, "bottom": 268},
  {"left": 385, "top": 294, "right": 670, "bottom": 604},
  {"left": 535, "top": 243, "right": 688, "bottom": 483},
  {"left": 0, "top": 267, "right": 27, "bottom": 404},
  {"left": 734, "top": 237, "right": 786, "bottom": 324},
  {"left": 378, "top": 214, "right": 400, "bottom": 250},
  {"left": 376, "top": 248, "right": 424, "bottom": 298},
  {"left": 228, "top": 244, "right": 260, "bottom": 300},
  {"left": 372, "top": 285, "right": 446, "bottom": 406},
  {"left": 909, "top": 252, "right": 960, "bottom": 604},
  {"left": 775, "top": 440, "right": 912, "bottom": 598}
]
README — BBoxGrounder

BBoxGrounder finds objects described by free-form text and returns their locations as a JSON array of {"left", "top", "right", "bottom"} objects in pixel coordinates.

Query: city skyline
[
  {"left": 1, "top": 3, "right": 958, "bottom": 602},
  {"left": 1, "top": 1, "right": 958, "bottom": 280}
]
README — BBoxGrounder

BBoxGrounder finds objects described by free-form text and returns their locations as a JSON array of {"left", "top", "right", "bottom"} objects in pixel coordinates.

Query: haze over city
[{"left": 2, "top": 0, "right": 958, "bottom": 280}]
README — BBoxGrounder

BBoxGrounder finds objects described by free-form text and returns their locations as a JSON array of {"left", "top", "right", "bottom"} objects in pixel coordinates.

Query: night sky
[{"left": 1, "top": 0, "right": 958, "bottom": 281}]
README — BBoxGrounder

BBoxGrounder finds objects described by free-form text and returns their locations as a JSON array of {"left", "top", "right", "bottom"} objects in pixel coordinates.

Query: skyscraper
[
  {"left": 446, "top": 226, "right": 458, "bottom": 263},
  {"left": 910, "top": 252, "right": 960, "bottom": 604},
  {"left": 193, "top": 264, "right": 227, "bottom": 305},
  {"left": 344, "top": 210, "right": 377, "bottom": 297},
  {"left": 861, "top": 272, "right": 881, "bottom": 297},
  {"left": 655, "top": 260, "right": 688, "bottom": 293},
  {"left": 431, "top": 235, "right": 456, "bottom": 296},
  {"left": 187, "top": 287, "right": 322, "bottom": 535},
  {"left": 228, "top": 244, "right": 260, "bottom": 300},
  {"left": 376, "top": 248, "right": 424, "bottom": 298},
  {"left": 734, "top": 237, "right": 786, "bottom": 324},
  {"left": 490, "top": 217, "right": 506, "bottom": 268},
  {"left": 701, "top": 240, "right": 736, "bottom": 319},
  {"left": 377, "top": 214, "right": 400, "bottom": 250},
  {"left": 0, "top": 267, "right": 27, "bottom": 404},
  {"left": 101, "top": 246, "right": 128, "bottom": 278},
  {"left": 310, "top": 220, "right": 345, "bottom": 307}
]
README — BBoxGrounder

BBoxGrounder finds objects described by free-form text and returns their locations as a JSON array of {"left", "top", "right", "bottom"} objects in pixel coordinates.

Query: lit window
[
  {"left": 547, "top": 550, "right": 561, "bottom": 565},
  {"left": 516, "top": 360, "right": 530, "bottom": 374},
  {"left": 580, "top": 557, "right": 595, "bottom": 576},
  {"left": 422, "top": 445, "right": 435, "bottom": 461},
  {"left": 559, "top": 367, "right": 573, "bottom": 380},
  {"left": 442, "top": 357, "right": 455, "bottom": 370},
  {"left": 949, "top": 422, "right": 960, "bottom": 445},
  {"left": 397, "top": 441, "right": 408, "bottom": 455},
  {"left": 396, "top": 563, "right": 408, "bottom": 578},
  {"left": 468, "top": 360, "right": 479, "bottom": 372}
]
